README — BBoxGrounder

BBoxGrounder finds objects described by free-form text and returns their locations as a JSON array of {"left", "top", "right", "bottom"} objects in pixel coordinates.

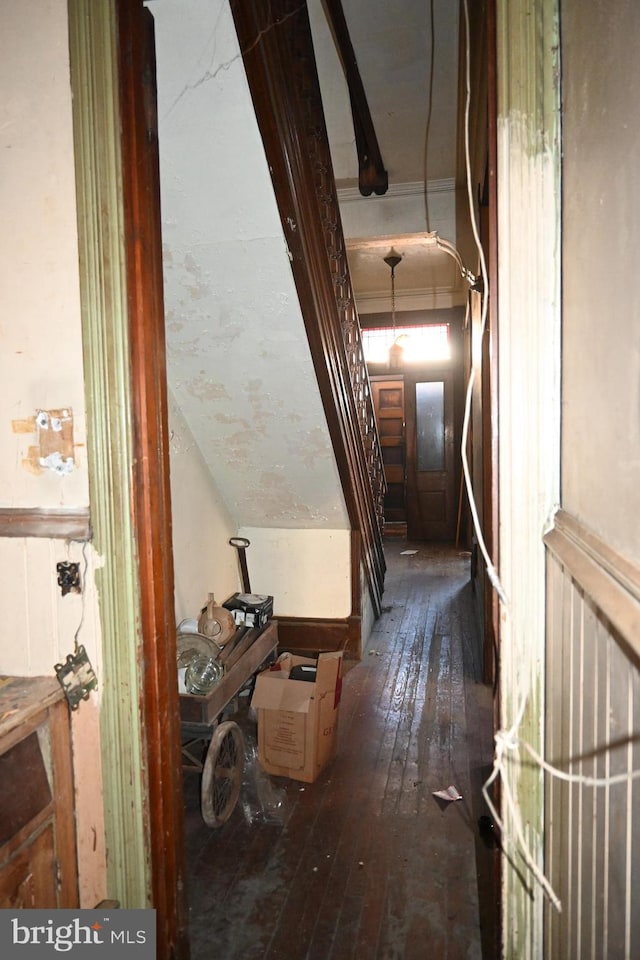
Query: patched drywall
[{"left": 153, "top": 0, "right": 350, "bottom": 534}]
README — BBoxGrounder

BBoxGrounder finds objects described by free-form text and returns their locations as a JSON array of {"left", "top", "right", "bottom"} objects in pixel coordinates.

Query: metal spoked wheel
[{"left": 201, "top": 720, "right": 245, "bottom": 828}]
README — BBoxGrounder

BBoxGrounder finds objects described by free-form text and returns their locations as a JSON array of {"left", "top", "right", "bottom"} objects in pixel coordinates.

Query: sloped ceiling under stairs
[
  {"left": 154, "top": 0, "right": 349, "bottom": 530},
  {"left": 152, "top": 0, "right": 464, "bottom": 530}
]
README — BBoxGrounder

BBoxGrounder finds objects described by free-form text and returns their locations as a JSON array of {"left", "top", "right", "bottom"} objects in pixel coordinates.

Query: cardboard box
[{"left": 251, "top": 651, "right": 343, "bottom": 783}]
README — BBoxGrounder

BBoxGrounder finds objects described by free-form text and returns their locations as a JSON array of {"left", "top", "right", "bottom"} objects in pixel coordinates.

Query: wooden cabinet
[{"left": 0, "top": 676, "right": 78, "bottom": 908}]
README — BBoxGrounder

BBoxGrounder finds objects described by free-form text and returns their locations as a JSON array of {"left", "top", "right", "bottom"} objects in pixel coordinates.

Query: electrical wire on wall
[
  {"left": 419, "top": 0, "right": 501, "bottom": 601},
  {"left": 456, "top": 0, "right": 566, "bottom": 913},
  {"left": 73, "top": 539, "right": 90, "bottom": 651},
  {"left": 423, "top": 0, "right": 436, "bottom": 233},
  {"left": 421, "top": 0, "right": 640, "bottom": 916}
]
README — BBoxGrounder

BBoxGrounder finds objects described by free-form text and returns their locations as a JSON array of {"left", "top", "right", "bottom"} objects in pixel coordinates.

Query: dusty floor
[{"left": 182, "top": 541, "right": 499, "bottom": 959}]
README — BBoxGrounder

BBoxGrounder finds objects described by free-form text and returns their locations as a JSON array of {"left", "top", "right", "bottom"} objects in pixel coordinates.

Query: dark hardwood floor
[{"left": 183, "top": 541, "right": 499, "bottom": 959}]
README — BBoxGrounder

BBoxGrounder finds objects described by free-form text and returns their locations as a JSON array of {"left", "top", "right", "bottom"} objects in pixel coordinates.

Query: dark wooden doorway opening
[{"left": 368, "top": 316, "right": 466, "bottom": 543}]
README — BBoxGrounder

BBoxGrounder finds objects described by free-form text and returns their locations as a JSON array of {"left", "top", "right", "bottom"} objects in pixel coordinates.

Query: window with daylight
[{"left": 361, "top": 324, "right": 450, "bottom": 364}]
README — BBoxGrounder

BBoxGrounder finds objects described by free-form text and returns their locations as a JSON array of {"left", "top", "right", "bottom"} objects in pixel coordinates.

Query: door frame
[
  {"left": 69, "top": 1, "right": 188, "bottom": 955},
  {"left": 404, "top": 368, "right": 459, "bottom": 541}
]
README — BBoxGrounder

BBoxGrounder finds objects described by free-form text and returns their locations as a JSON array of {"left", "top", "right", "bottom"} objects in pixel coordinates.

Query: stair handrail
[{"left": 230, "top": 0, "right": 386, "bottom": 611}]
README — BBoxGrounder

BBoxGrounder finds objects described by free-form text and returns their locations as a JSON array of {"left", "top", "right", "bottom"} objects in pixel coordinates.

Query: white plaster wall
[
  {"left": 0, "top": 0, "right": 106, "bottom": 908},
  {"left": 169, "top": 389, "right": 354, "bottom": 621},
  {"left": 0, "top": 537, "right": 102, "bottom": 679},
  {"left": 0, "top": 0, "right": 101, "bottom": 682},
  {"left": 153, "top": 0, "right": 350, "bottom": 534},
  {"left": 168, "top": 390, "right": 238, "bottom": 622},
  {"left": 0, "top": 0, "right": 88, "bottom": 508},
  {"left": 561, "top": 0, "right": 640, "bottom": 564},
  {"left": 238, "top": 527, "right": 352, "bottom": 619}
]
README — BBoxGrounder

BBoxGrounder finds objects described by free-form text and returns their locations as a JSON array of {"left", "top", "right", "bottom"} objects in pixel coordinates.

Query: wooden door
[
  {"left": 404, "top": 370, "right": 457, "bottom": 541},
  {"left": 371, "top": 377, "right": 406, "bottom": 524}
]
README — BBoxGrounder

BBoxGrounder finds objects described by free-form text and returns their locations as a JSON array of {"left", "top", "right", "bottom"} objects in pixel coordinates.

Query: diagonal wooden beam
[{"left": 322, "top": 0, "right": 388, "bottom": 196}]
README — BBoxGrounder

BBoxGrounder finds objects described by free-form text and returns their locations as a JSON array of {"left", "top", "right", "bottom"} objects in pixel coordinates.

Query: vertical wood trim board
[
  {"left": 544, "top": 511, "right": 640, "bottom": 958},
  {"left": 495, "top": 0, "right": 562, "bottom": 955},
  {"left": 115, "top": 2, "right": 189, "bottom": 955},
  {"left": 68, "top": 0, "right": 150, "bottom": 908}
]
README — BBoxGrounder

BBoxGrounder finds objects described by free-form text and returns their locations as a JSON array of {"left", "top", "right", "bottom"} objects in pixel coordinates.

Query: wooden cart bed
[{"left": 178, "top": 619, "right": 278, "bottom": 828}]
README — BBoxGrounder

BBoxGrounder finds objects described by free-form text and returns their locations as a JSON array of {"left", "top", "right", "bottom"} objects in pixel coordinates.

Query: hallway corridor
[{"left": 183, "top": 541, "right": 498, "bottom": 959}]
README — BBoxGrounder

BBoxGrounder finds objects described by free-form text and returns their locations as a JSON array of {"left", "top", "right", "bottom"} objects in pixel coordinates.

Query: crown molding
[{"left": 357, "top": 284, "right": 467, "bottom": 314}]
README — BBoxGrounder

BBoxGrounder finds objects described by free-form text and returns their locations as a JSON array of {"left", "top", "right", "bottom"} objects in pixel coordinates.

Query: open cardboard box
[{"left": 251, "top": 650, "right": 343, "bottom": 783}]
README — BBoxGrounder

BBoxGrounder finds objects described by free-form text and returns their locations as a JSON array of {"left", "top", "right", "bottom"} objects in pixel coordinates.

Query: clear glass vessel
[{"left": 184, "top": 654, "right": 224, "bottom": 695}]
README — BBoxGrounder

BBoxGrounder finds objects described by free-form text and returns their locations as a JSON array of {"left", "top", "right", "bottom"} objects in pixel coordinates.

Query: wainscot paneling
[{"left": 544, "top": 510, "right": 640, "bottom": 959}]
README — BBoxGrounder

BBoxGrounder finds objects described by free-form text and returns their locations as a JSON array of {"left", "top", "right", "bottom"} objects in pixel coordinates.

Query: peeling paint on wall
[
  {"left": 213, "top": 412, "right": 250, "bottom": 428},
  {"left": 11, "top": 416, "right": 38, "bottom": 434},
  {"left": 13, "top": 407, "right": 76, "bottom": 476},
  {"left": 153, "top": 0, "right": 350, "bottom": 533},
  {"left": 184, "top": 373, "right": 230, "bottom": 401},
  {"left": 291, "top": 426, "right": 332, "bottom": 467}
]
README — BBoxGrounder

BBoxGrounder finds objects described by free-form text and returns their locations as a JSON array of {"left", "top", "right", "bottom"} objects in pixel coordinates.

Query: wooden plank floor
[{"left": 183, "top": 541, "right": 499, "bottom": 959}]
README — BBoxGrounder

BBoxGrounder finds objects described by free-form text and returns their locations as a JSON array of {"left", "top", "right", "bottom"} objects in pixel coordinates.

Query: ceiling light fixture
[{"left": 383, "top": 248, "right": 403, "bottom": 368}]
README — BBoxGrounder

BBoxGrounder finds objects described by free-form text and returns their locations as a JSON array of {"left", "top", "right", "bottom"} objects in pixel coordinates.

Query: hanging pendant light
[{"left": 384, "top": 248, "right": 403, "bottom": 368}]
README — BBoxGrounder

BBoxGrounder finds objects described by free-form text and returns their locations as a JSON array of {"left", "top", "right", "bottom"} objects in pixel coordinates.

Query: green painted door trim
[
  {"left": 495, "top": 0, "right": 561, "bottom": 957},
  {"left": 68, "top": 0, "right": 151, "bottom": 906}
]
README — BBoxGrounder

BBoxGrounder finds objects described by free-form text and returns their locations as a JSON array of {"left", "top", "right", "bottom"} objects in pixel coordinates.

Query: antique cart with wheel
[{"left": 178, "top": 619, "right": 278, "bottom": 827}]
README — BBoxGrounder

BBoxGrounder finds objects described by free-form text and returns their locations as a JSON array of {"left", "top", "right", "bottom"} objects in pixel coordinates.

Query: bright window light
[{"left": 361, "top": 324, "right": 450, "bottom": 364}]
